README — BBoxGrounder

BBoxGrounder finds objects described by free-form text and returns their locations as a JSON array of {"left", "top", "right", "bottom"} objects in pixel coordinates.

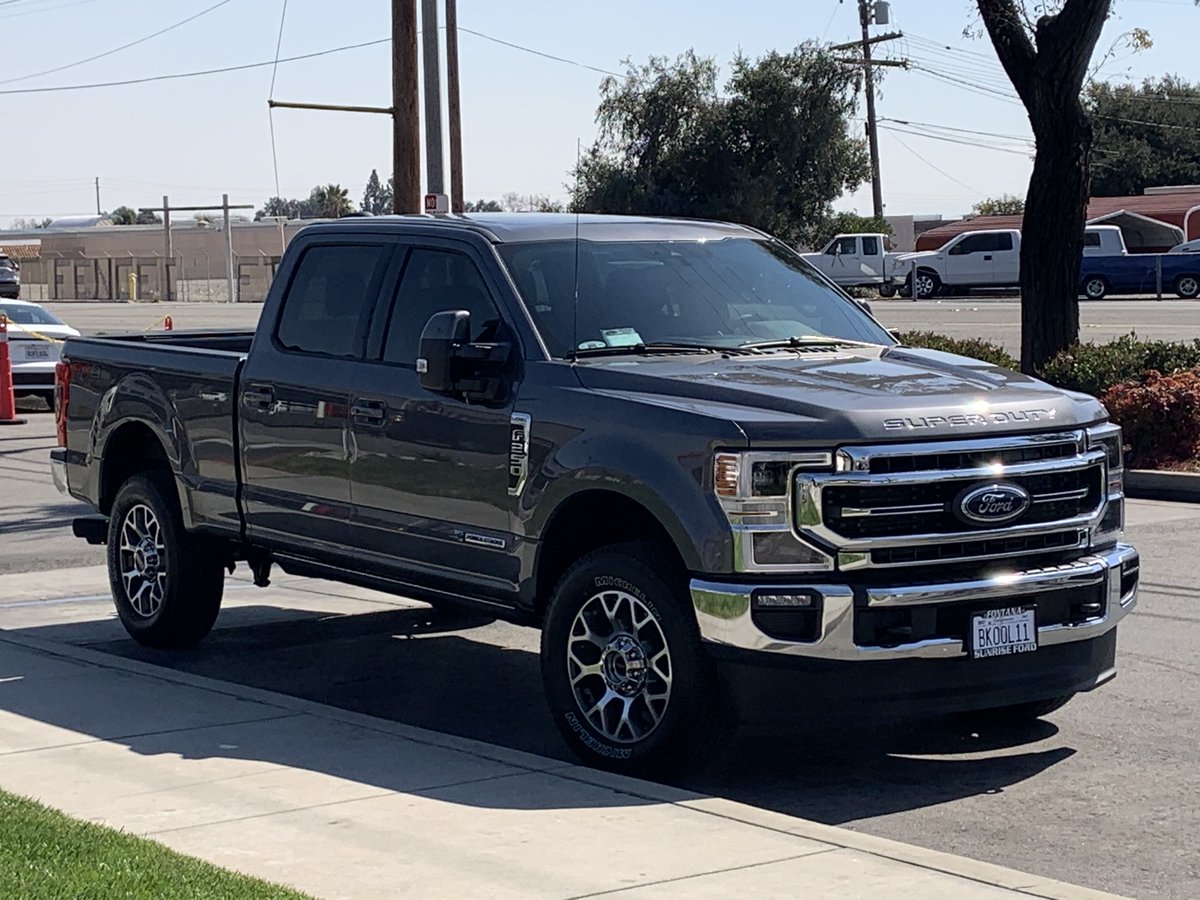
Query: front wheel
[
  {"left": 107, "top": 473, "right": 225, "bottom": 648},
  {"left": 1175, "top": 274, "right": 1200, "bottom": 300},
  {"left": 913, "top": 269, "right": 941, "bottom": 299},
  {"left": 540, "top": 542, "right": 716, "bottom": 775}
]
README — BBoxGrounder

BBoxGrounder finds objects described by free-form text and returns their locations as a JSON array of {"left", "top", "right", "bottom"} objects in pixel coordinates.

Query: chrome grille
[{"left": 795, "top": 432, "right": 1109, "bottom": 570}]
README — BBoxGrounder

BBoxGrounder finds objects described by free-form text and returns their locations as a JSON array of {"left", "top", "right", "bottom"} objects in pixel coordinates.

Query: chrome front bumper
[{"left": 692, "top": 544, "right": 1139, "bottom": 661}]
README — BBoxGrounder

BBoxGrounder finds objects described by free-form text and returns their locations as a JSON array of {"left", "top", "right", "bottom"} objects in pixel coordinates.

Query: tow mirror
[
  {"left": 417, "top": 310, "right": 470, "bottom": 394},
  {"left": 854, "top": 298, "right": 873, "bottom": 315}
]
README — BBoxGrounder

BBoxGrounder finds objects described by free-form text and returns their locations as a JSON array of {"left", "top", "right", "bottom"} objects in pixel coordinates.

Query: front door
[
  {"left": 240, "top": 240, "right": 393, "bottom": 553},
  {"left": 943, "top": 233, "right": 994, "bottom": 286},
  {"left": 348, "top": 240, "right": 521, "bottom": 600}
]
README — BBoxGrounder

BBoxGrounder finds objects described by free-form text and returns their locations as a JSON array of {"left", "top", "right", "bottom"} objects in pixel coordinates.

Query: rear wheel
[
  {"left": 540, "top": 542, "right": 717, "bottom": 775},
  {"left": 1082, "top": 276, "right": 1108, "bottom": 300},
  {"left": 107, "top": 473, "right": 225, "bottom": 648},
  {"left": 878, "top": 283, "right": 896, "bottom": 298},
  {"left": 1175, "top": 274, "right": 1200, "bottom": 300}
]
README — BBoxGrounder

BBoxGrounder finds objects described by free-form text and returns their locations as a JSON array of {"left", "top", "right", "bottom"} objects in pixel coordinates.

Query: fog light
[{"left": 753, "top": 592, "right": 815, "bottom": 608}]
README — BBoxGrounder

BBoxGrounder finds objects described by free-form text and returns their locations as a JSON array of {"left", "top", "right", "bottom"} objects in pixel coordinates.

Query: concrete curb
[
  {"left": 0, "top": 628, "right": 1129, "bottom": 900},
  {"left": 1126, "top": 469, "right": 1200, "bottom": 503}
]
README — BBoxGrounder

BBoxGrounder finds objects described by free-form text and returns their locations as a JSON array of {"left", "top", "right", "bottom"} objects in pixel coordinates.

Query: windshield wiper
[
  {"left": 739, "top": 335, "right": 882, "bottom": 350},
  {"left": 566, "top": 341, "right": 743, "bottom": 360}
]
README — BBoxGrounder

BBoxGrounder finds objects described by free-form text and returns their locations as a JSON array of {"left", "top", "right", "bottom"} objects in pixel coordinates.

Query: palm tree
[{"left": 311, "top": 184, "right": 353, "bottom": 218}]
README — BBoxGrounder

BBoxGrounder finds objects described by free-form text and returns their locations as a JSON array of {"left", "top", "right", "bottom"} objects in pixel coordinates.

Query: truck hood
[
  {"left": 893, "top": 250, "right": 938, "bottom": 263},
  {"left": 573, "top": 345, "right": 1104, "bottom": 445}
]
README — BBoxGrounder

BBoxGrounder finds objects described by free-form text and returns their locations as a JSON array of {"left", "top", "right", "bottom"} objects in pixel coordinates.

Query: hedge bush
[
  {"left": 896, "top": 331, "right": 1019, "bottom": 370},
  {"left": 1101, "top": 369, "right": 1200, "bottom": 469},
  {"left": 1041, "top": 333, "right": 1200, "bottom": 397}
]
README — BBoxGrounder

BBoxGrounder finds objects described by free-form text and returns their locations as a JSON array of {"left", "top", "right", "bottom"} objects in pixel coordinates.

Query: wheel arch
[{"left": 98, "top": 420, "right": 177, "bottom": 516}]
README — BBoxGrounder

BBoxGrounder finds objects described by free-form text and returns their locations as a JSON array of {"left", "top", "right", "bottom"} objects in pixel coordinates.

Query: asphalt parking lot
[{"left": 2, "top": 405, "right": 1198, "bottom": 898}]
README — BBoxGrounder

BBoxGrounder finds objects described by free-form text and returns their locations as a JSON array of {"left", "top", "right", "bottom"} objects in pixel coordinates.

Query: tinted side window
[
  {"left": 862, "top": 236, "right": 880, "bottom": 256},
  {"left": 276, "top": 244, "right": 389, "bottom": 358},
  {"left": 382, "top": 248, "right": 502, "bottom": 365},
  {"left": 956, "top": 234, "right": 991, "bottom": 254},
  {"left": 1083, "top": 232, "right": 1101, "bottom": 248},
  {"left": 994, "top": 233, "right": 1014, "bottom": 251}
]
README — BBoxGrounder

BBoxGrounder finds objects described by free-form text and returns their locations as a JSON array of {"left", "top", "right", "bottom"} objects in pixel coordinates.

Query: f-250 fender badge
[{"left": 508, "top": 412, "right": 532, "bottom": 497}]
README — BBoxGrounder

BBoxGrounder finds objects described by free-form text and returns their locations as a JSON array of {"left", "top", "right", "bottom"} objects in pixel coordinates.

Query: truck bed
[{"left": 60, "top": 329, "right": 254, "bottom": 540}]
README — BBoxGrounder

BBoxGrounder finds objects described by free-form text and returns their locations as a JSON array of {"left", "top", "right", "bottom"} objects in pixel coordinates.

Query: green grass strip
[{"left": 0, "top": 790, "right": 314, "bottom": 900}]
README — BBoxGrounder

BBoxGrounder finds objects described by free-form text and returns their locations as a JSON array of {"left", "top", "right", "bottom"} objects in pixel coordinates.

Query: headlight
[
  {"left": 1087, "top": 423, "right": 1124, "bottom": 546},
  {"left": 712, "top": 451, "right": 835, "bottom": 572}
]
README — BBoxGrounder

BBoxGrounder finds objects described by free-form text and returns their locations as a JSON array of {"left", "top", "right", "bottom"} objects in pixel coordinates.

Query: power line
[
  {"left": 0, "top": 0, "right": 96, "bottom": 19},
  {"left": 880, "top": 117, "right": 1031, "bottom": 143},
  {"left": 909, "top": 65, "right": 1022, "bottom": 105},
  {"left": 879, "top": 124, "right": 1032, "bottom": 155},
  {"left": 0, "top": 0, "right": 235, "bottom": 86},
  {"left": 884, "top": 130, "right": 983, "bottom": 193},
  {"left": 267, "top": 0, "right": 289, "bottom": 203},
  {"left": 0, "top": 37, "right": 390, "bottom": 95},
  {"left": 456, "top": 26, "right": 623, "bottom": 79}
]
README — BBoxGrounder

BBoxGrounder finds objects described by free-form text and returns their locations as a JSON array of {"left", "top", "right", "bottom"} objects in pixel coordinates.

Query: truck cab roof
[{"left": 296, "top": 212, "right": 760, "bottom": 244}]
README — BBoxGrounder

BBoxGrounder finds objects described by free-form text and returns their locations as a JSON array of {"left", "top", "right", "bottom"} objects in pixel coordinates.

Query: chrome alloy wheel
[
  {"left": 1178, "top": 275, "right": 1199, "bottom": 299},
  {"left": 567, "top": 590, "right": 672, "bottom": 744},
  {"left": 118, "top": 503, "right": 167, "bottom": 618},
  {"left": 914, "top": 273, "right": 936, "bottom": 298}
]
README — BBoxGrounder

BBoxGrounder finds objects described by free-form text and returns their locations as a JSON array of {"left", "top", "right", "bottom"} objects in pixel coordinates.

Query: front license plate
[
  {"left": 23, "top": 344, "right": 51, "bottom": 360},
  {"left": 970, "top": 606, "right": 1037, "bottom": 659}
]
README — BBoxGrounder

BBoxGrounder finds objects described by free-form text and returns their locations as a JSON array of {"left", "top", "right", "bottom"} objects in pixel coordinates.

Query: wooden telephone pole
[
  {"left": 831, "top": 1, "right": 905, "bottom": 220},
  {"left": 269, "top": 0, "right": 463, "bottom": 215}
]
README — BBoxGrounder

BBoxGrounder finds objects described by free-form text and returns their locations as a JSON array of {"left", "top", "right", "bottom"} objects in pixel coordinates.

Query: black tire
[
  {"left": 878, "top": 283, "right": 896, "bottom": 298},
  {"left": 1175, "top": 274, "right": 1200, "bottom": 300},
  {"left": 1082, "top": 276, "right": 1108, "bottom": 301},
  {"left": 540, "top": 541, "right": 717, "bottom": 775},
  {"left": 913, "top": 269, "right": 941, "bottom": 299},
  {"left": 106, "top": 472, "right": 225, "bottom": 648},
  {"left": 968, "top": 693, "right": 1074, "bottom": 725}
]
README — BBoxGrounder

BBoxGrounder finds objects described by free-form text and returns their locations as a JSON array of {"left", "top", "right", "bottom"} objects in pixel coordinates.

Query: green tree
[
  {"left": 977, "top": 0, "right": 1114, "bottom": 373},
  {"left": 807, "top": 212, "right": 892, "bottom": 250},
  {"left": 361, "top": 169, "right": 395, "bottom": 215},
  {"left": 135, "top": 209, "right": 162, "bottom": 225},
  {"left": 971, "top": 194, "right": 1026, "bottom": 216},
  {"left": 464, "top": 199, "right": 504, "bottom": 212},
  {"left": 255, "top": 196, "right": 305, "bottom": 221},
  {"left": 108, "top": 206, "right": 137, "bottom": 225},
  {"left": 309, "top": 184, "right": 354, "bottom": 218},
  {"left": 569, "top": 46, "right": 868, "bottom": 247},
  {"left": 1088, "top": 76, "right": 1200, "bottom": 196}
]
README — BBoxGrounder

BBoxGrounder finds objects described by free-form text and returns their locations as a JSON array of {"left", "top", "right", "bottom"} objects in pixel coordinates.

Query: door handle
[
  {"left": 351, "top": 400, "right": 387, "bottom": 425},
  {"left": 243, "top": 386, "right": 275, "bottom": 409}
]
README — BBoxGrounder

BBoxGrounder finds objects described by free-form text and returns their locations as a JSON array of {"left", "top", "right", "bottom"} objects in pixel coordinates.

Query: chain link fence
[{"left": 12, "top": 250, "right": 282, "bottom": 303}]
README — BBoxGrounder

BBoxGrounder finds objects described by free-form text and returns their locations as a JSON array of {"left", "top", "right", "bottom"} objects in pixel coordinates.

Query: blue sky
[{"left": 1, "top": 0, "right": 1197, "bottom": 226}]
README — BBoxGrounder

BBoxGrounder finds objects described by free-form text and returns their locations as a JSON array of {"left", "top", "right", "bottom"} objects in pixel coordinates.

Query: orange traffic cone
[{"left": 0, "top": 317, "right": 28, "bottom": 426}]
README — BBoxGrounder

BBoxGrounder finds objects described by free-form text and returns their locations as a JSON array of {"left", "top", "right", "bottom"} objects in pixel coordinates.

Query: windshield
[
  {"left": 0, "top": 303, "right": 66, "bottom": 327},
  {"left": 496, "top": 237, "right": 892, "bottom": 358}
]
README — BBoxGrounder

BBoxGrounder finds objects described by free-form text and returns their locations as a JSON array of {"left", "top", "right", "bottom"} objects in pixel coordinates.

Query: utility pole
[
  {"left": 95, "top": 177, "right": 101, "bottom": 216},
  {"left": 162, "top": 196, "right": 171, "bottom": 301},
  {"left": 393, "top": 0, "right": 421, "bottom": 213},
  {"left": 859, "top": 0, "right": 883, "bottom": 219},
  {"left": 832, "top": 4, "right": 904, "bottom": 221},
  {"left": 223, "top": 194, "right": 236, "bottom": 304},
  {"left": 445, "top": 0, "right": 464, "bottom": 213},
  {"left": 421, "top": 0, "right": 445, "bottom": 199}
]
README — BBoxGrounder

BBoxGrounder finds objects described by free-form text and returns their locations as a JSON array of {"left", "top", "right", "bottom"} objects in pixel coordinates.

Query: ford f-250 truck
[{"left": 50, "top": 213, "right": 1139, "bottom": 772}]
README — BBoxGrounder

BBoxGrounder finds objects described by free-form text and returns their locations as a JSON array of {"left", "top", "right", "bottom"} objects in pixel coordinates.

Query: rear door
[
  {"left": 347, "top": 238, "right": 522, "bottom": 599},
  {"left": 987, "top": 232, "right": 1019, "bottom": 285},
  {"left": 859, "top": 234, "right": 883, "bottom": 280},
  {"left": 239, "top": 239, "right": 393, "bottom": 552}
]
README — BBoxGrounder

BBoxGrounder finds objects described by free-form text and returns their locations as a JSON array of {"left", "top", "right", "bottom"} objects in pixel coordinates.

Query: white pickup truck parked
[
  {"left": 800, "top": 233, "right": 903, "bottom": 295},
  {"left": 892, "top": 225, "right": 1127, "bottom": 298}
]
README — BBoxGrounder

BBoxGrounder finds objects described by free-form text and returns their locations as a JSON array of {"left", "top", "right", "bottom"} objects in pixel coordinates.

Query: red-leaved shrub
[{"left": 1101, "top": 369, "right": 1200, "bottom": 469}]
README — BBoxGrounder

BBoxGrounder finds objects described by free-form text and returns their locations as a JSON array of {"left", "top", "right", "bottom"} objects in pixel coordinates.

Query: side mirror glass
[
  {"left": 854, "top": 297, "right": 873, "bottom": 315},
  {"left": 417, "top": 310, "right": 470, "bottom": 394}
]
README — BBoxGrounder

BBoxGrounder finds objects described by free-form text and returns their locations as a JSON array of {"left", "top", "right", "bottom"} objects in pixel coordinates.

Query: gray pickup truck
[{"left": 50, "top": 213, "right": 1139, "bottom": 772}]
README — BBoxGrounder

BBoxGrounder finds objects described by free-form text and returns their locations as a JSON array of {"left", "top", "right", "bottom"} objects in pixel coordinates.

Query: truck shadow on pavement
[{"left": 2, "top": 600, "right": 1076, "bottom": 822}]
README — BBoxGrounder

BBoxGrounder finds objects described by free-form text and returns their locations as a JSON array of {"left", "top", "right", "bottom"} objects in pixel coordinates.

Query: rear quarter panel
[{"left": 63, "top": 335, "right": 245, "bottom": 537}]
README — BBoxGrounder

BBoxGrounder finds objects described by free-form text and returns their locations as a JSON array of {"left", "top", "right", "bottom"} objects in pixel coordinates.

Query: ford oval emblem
[{"left": 955, "top": 483, "right": 1031, "bottom": 526}]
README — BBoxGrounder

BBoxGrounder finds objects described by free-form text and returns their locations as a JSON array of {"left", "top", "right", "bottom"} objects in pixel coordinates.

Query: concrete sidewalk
[{"left": 0, "top": 629, "right": 1124, "bottom": 899}]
